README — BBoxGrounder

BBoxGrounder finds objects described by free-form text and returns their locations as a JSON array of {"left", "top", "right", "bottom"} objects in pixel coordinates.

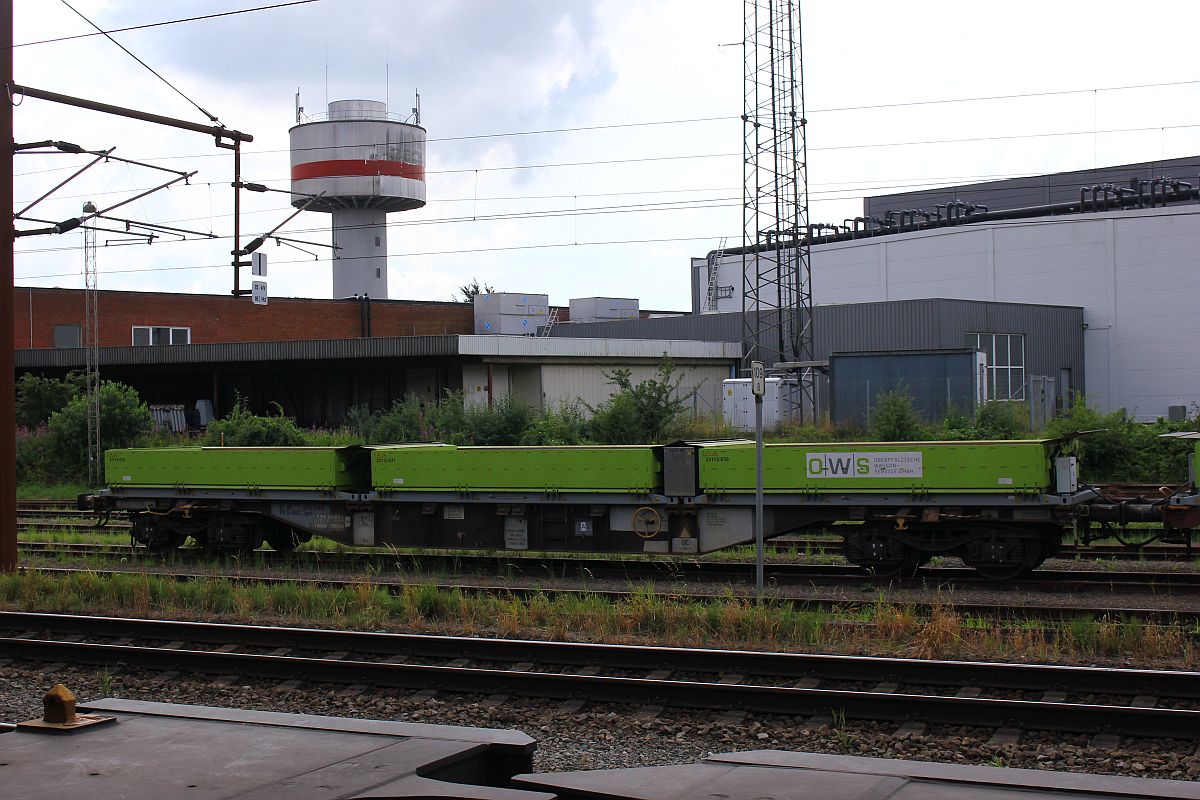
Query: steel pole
[
  {"left": 754, "top": 393, "right": 764, "bottom": 593},
  {"left": 0, "top": 0, "right": 15, "bottom": 573}
]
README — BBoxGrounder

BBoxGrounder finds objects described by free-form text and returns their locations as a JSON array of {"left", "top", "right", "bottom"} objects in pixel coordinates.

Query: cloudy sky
[{"left": 12, "top": 1, "right": 1200, "bottom": 309}]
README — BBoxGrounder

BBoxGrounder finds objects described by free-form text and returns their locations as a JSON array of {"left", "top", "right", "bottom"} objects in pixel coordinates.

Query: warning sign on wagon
[{"left": 805, "top": 452, "right": 923, "bottom": 479}]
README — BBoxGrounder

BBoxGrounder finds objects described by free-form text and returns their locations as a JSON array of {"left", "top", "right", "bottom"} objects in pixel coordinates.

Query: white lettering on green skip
[{"left": 805, "top": 452, "right": 923, "bottom": 479}]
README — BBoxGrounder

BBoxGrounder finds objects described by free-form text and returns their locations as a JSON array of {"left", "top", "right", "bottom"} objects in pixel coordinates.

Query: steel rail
[
  {"left": 3, "top": 612, "right": 1198, "bottom": 737},
  {"left": 17, "top": 546, "right": 1200, "bottom": 592}
]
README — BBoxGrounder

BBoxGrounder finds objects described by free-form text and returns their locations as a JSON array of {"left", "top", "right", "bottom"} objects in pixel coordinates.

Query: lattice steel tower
[
  {"left": 742, "top": 0, "right": 814, "bottom": 420},
  {"left": 82, "top": 200, "right": 101, "bottom": 487}
]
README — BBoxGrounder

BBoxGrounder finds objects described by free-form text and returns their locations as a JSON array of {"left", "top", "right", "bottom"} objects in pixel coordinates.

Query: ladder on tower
[
  {"left": 704, "top": 237, "right": 728, "bottom": 312},
  {"left": 538, "top": 306, "right": 559, "bottom": 337}
]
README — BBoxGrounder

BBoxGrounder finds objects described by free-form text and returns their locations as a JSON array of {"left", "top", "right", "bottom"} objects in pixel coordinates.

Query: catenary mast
[{"left": 742, "top": 0, "right": 814, "bottom": 420}]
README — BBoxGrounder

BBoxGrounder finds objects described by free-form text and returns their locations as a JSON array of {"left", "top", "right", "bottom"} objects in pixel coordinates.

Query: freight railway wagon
[{"left": 84, "top": 437, "right": 1200, "bottom": 579}]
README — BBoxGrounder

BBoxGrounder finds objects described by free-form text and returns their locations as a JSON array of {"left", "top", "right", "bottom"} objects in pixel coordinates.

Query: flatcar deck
[
  {"left": 515, "top": 750, "right": 1200, "bottom": 799},
  {"left": 4, "top": 699, "right": 1198, "bottom": 799},
  {"left": 3, "top": 698, "right": 537, "bottom": 800}
]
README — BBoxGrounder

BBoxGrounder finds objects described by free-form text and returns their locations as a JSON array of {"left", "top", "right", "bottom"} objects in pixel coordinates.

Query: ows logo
[
  {"left": 805, "top": 452, "right": 923, "bottom": 479},
  {"left": 805, "top": 453, "right": 869, "bottom": 478}
]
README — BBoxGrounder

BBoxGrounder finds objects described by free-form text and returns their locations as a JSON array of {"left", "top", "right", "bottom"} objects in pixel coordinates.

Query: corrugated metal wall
[
  {"left": 864, "top": 155, "right": 1200, "bottom": 217},
  {"left": 539, "top": 363, "right": 731, "bottom": 418},
  {"left": 830, "top": 350, "right": 980, "bottom": 426},
  {"left": 554, "top": 299, "right": 1083, "bottom": 395}
]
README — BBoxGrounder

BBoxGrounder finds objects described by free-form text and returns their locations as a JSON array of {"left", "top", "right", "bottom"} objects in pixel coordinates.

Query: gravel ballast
[{"left": 2, "top": 662, "right": 1198, "bottom": 782}]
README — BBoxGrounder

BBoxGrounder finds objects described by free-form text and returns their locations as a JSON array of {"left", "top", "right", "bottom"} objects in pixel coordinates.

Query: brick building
[
  {"left": 14, "top": 287, "right": 476, "bottom": 349},
  {"left": 12, "top": 287, "right": 732, "bottom": 428}
]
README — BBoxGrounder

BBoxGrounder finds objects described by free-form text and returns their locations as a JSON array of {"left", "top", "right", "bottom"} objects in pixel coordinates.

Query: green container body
[
  {"left": 105, "top": 446, "right": 365, "bottom": 490},
  {"left": 371, "top": 444, "right": 661, "bottom": 493},
  {"left": 697, "top": 440, "right": 1054, "bottom": 494}
]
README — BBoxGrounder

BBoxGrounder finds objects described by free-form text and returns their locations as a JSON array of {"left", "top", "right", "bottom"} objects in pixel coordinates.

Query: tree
[
  {"left": 869, "top": 388, "right": 926, "bottom": 441},
  {"left": 15, "top": 371, "right": 86, "bottom": 428},
  {"left": 587, "top": 357, "right": 696, "bottom": 444},
  {"left": 204, "top": 396, "right": 307, "bottom": 447},
  {"left": 45, "top": 381, "right": 153, "bottom": 481},
  {"left": 457, "top": 277, "right": 495, "bottom": 302}
]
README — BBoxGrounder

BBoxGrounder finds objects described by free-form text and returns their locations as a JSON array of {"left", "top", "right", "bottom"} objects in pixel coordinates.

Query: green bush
[
  {"left": 204, "top": 396, "right": 307, "bottom": 447},
  {"left": 16, "top": 371, "right": 86, "bottom": 428},
  {"left": 17, "top": 380, "right": 153, "bottom": 483},
  {"left": 1046, "top": 396, "right": 1196, "bottom": 483},
  {"left": 869, "top": 388, "right": 927, "bottom": 441},
  {"left": 974, "top": 401, "right": 1030, "bottom": 439},
  {"left": 941, "top": 401, "right": 1031, "bottom": 440},
  {"left": 458, "top": 395, "right": 533, "bottom": 445},
  {"left": 588, "top": 358, "right": 695, "bottom": 444},
  {"left": 370, "top": 396, "right": 426, "bottom": 443},
  {"left": 520, "top": 403, "right": 588, "bottom": 445}
]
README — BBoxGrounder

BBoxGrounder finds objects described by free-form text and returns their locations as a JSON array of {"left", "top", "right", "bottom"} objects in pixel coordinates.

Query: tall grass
[{"left": 0, "top": 571, "right": 1191, "bottom": 666}]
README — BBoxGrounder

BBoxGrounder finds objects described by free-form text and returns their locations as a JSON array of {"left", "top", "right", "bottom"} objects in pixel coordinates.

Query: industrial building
[
  {"left": 14, "top": 287, "right": 732, "bottom": 427},
  {"left": 555, "top": 298, "right": 1083, "bottom": 427},
  {"left": 690, "top": 156, "right": 1200, "bottom": 421},
  {"left": 13, "top": 137, "right": 1194, "bottom": 430}
]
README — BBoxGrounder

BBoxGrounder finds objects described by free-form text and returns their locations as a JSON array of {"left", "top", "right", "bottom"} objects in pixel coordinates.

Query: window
[
  {"left": 132, "top": 325, "right": 190, "bottom": 346},
  {"left": 53, "top": 324, "right": 81, "bottom": 348},
  {"left": 967, "top": 332, "right": 1025, "bottom": 400}
]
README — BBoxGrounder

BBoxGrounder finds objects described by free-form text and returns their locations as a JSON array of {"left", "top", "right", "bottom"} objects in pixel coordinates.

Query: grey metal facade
[
  {"left": 864, "top": 155, "right": 1200, "bottom": 218},
  {"left": 829, "top": 349, "right": 981, "bottom": 426},
  {"left": 558, "top": 298, "right": 1078, "bottom": 378},
  {"left": 555, "top": 299, "right": 1084, "bottom": 411}
]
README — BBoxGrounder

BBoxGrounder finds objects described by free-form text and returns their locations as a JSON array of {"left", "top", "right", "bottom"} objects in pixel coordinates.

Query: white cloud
[{"left": 12, "top": 0, "right": 1200, "bottom": 310}]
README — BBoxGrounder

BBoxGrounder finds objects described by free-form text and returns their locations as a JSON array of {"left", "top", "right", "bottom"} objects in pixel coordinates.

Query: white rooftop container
[{"left": 568, "top": 297, "right": 640, "bottom": 323}]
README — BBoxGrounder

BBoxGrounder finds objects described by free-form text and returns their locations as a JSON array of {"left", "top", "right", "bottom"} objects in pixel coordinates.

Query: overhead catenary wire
[
  {"left": 16, "top": 0, "right": 322, "bottom": 48},
  {"left": 17, "top": 155, "right": 1200, "bottom": 253},
  {"left": 15, "top": 234, "right": 742, "bottom": 280},
  {"left": 57, "top": 0, "right": 225, "bottom": 126},
  {"left": 15, "top": 74, "right": 1200, "bottom": 173},
  {"left": 17, "top": 204, "right": 1200, "bottom": 282},
  {"left": 16, "top": 119, "right": 1200, "bottom": 184}
]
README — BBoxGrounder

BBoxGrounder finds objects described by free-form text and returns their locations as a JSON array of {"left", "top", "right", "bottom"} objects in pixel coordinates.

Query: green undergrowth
[
  {"left": 0, "top": 571, "right": 1191, "bottom": 667},
  {"left": 17, "top": 483, "right": 89, "bottom": 500}
]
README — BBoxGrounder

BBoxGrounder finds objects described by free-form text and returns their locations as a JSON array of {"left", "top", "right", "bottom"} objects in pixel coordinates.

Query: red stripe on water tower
[{"left": 291, "top": 159, "right": 425, "bottom": 182}]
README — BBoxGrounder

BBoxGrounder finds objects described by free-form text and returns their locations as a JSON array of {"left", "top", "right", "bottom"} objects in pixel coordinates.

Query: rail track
[
  {"left": 23, "top": 565, "right": 1200, "bottom": 628},
  {"left": 2, "top": 611, "right": 1198, "bottom": 739},
  {"left": 17, "top": 542, "right": 1200, "bottom": 593}
]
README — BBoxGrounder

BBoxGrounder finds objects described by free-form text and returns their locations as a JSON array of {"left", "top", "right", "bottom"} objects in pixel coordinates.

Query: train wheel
[
  {"left": 131, "top": 514, "right": 185, "bottom": 553},
  {"left": 265, "top": 527, "right": 303, "bottom": 553},
  {"left": 961, "top": 535, "right": 1047, "bottom": 581},
  {"left": 145, "top": 532, "right": 185, "bottom": 554},
  {"left": 196, "top": 519, "right": 260, "bottom": 557},
  {"left": 864, "top": 551, "right": 923, "bottom": 579},
  {"left": 842, "top": 530, "right": 924, "bottom": 579}
]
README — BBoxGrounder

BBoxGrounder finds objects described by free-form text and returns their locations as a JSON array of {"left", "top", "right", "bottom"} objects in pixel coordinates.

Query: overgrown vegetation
[
  {"left": 1046, "top": 396, "right": 1197, "bottom": 483},
  {"left": 204, "top": 396, "right": 308, "bottom": 447},
  {"left": 16, "top": 371, "right": 86, "bottom": 428},
  {"left": 586, "top": 359, "right": 696, "bottom": 444},
  {"left": 14, "top": 363, "right": 1198, "bottom": 490},
  {"left": 0, "top": 571, "right": 1191, "bottom": 666},
  {"left": 17, "top": 377, "right": 152, "bottom": 485}
]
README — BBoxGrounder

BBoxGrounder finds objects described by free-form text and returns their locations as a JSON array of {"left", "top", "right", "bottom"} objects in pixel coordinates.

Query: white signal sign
[
  {"left": 252, "top": 280, "right": 268, "bottom": 306},
  {"left": 750, "top": 361, "right": 766, "bottom": 397},
  {"left": 251, "top": 252, "right": 267, "bottom": 277}
]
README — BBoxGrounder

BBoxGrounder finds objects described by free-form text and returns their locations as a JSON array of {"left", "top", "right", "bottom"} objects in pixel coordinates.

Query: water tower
[{"left": 290, "top": 99, "right": 426, "bottom": 299}]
